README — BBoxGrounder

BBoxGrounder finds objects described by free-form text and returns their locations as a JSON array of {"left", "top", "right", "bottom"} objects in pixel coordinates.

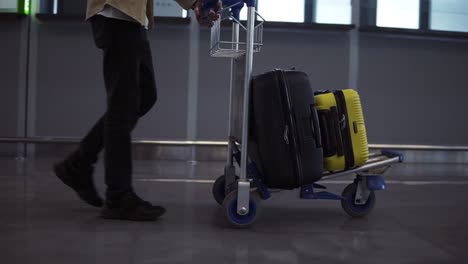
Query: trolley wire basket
[{"left": 210, "top": 6, "right": 265, "bottom": 58}]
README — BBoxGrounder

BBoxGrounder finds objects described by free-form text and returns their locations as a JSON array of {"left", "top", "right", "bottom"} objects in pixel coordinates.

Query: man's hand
[{"left": 193, "top": 0, "right": 223, "bottom": 27}]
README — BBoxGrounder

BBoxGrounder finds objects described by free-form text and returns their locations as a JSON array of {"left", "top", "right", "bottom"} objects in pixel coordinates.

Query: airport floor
[{"left": 1, "top": 156, "right": 468, "bottom": 264}]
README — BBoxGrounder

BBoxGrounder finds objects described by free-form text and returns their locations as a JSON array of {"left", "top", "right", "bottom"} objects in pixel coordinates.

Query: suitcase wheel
[
  {"left": 223, "top": 190, "right": 261, "bottom": 228},
  {"left": 212, "top": 175, "right": 226, "bottom": 206},
  {"left": 341, "top": 183, "right": 376, "bottom": 218}
]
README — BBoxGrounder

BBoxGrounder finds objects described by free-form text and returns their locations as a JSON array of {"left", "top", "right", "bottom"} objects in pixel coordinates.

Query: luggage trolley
[{"left": 205, "top": 0, "right": 403, "bottom": 227}]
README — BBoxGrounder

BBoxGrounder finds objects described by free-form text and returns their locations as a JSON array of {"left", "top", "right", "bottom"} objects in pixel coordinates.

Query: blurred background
[
  {"left": 1, "top": 0, "right": 467, "bottom": 160},
  {"left": 1, "top": 1, "right": 468, "bottom": 264}
]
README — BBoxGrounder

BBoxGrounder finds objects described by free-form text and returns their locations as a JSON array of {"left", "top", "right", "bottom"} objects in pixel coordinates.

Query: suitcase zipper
[
  {"left": 283, "top": 125, "right": 290, "bottom": 145},
  {"left": 276, "top": 70, "right": 304, "bottom": 185}
]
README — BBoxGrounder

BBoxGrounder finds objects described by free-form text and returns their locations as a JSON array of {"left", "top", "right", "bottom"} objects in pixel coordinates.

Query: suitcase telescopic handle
[
  {"left": 330, "top": 107, "right": 345, "bottom": 156},
  {"left": 310, "top": 104, "right": 322, "bottom": 148}
]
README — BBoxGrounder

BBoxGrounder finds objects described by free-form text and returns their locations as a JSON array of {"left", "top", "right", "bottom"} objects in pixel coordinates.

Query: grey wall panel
[
  {"left": 0, "top": 19, "right": 26, "bottom": 155},
  {"left": 34, "top": 22, "right": 190, "bottom": 140},
  {"left": 359, "top": 35, "right": 468, "bottom": 145},
  {"left": 196, "top": 29, "right": 231, "bottom": 141},
  {"left": 132, "top": 25, "right": 190, "bottom": 140},
  {"left": 35, "top": 21, "right": 105, "bottom": 138},
  {"left": 254, "top": 30, "right": 350, "bottom": 91},
  {"left": 5, "top": 17, "right": 468, "bottom": 150},
  {"left": 0, "top": 20, "right": 21, "bottom": 136},
  {"left": 196, "top": 28, "right": 350, "bottom": 140}
]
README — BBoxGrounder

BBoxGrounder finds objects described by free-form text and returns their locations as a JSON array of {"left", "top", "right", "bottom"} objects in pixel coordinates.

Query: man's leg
[
  {"left": 76, "top": 25, "right": 157, "bottom": 166},
  {"left": 78, "top": 29, "right": 157, "bottom": 177},
  {"left": 52, "top": 15, "right": 113, "bottom": 208},
  {"left": 99, "top": 20, "right": 165, "bottom": 221},
  {"left": 54, "top": 18, "right": 164, "bottom": 220},
  {"left": 102, "top": 56, "right": 137, "bottom": 198},
  {"left": 137, "top": 34, "right": 158, "bottom": 117}
]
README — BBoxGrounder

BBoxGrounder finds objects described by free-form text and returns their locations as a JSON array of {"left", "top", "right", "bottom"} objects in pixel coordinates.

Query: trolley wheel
[
  {"left": 222, "top": 190, "right": 261, "bottom": 228},
  {"left": 212, "top": 175, "right": 226, "bottom": 205},
  {"left": 341, "top": 183, "right": 376, "bottom": 218}
]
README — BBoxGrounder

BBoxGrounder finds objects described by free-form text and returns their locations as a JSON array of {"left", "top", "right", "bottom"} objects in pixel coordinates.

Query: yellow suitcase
[{"left": 314, "top": 89, "right": 368, "bottom": 171}]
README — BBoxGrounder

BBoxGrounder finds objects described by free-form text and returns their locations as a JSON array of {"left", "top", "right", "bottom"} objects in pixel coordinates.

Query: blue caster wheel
[
  {"left": 212, "top": 175, "right": 226, "bottom": 205},
  {"left": 222, "top": 190, "right": 261, "bottom": 228},
  {"left": 341, "top": 183, "right": 376, "bottom": 218}
]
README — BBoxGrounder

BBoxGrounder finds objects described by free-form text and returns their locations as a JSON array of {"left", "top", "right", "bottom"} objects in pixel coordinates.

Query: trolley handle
[{"left": 203, "top": 0, "right": 256, "bottom": 21}]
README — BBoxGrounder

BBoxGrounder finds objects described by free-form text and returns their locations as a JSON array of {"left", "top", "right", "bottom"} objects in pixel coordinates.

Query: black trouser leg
[{"left": 76, "top": 16, "right": 157, "bottom": 200}]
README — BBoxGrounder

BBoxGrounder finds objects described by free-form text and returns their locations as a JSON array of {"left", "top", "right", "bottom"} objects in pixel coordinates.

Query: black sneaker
[
  {"left": 53, "top": 154, "right": 103, "bottom": 208},
  {"left": 100, "top": 191, "right": 166, "bottom": 221}
]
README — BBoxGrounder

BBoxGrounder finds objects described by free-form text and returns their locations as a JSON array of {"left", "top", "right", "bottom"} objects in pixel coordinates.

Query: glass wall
[
  {"left": 315, "top": 0, "right": 352, "bottom": 25},
  {"left": 376, "top": 0, "right": 420, "bottom": 29},
  {"left": 0, "top": 0, "right": 19, "bottom": 12},
  {"left": 430, "top": 0, "right": 468, "bottom": 32},
  {"left": 154, "top": 0, "right": 187, "bottom": 17},
  {"left": 257, "top": 0, "right": 305, "bottom": 23}
]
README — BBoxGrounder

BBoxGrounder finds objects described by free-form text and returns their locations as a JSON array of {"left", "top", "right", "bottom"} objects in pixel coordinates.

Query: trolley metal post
[
  {"left": 224, "top": 23, "right": 240, "bottom": 195},
  {"left": 208, "top": 0, "right": 264, "bottom": 217},
  {"left": 236, "top": 5, "right": 256, "bottom": 216}
]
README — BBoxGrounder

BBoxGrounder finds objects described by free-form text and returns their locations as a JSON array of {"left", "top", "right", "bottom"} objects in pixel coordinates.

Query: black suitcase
[{"left": 249, "top": 69, "right": 323, "bottom": 189}]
